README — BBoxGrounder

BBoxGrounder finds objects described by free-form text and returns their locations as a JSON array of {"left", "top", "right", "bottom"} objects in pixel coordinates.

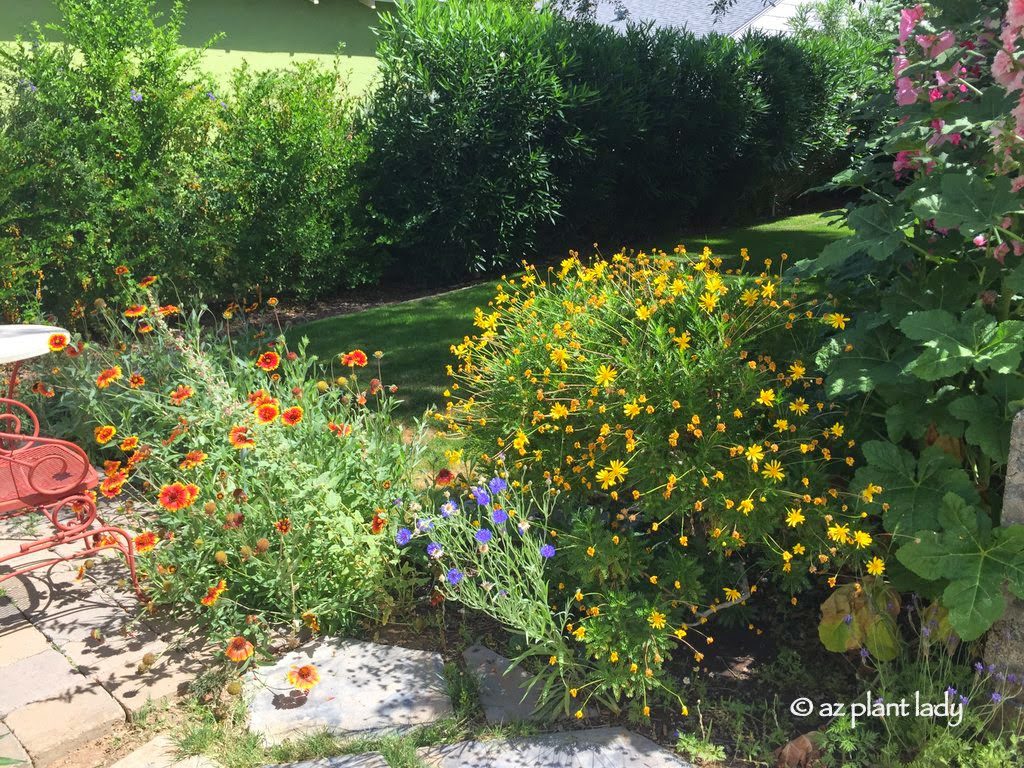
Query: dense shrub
[
  {"left": 0, "top": 0, "right": 222, "bottom": 321},
  {"left": 0, "top": 0, "right": 375, "bottom": 321},
  {"left": 429, "top": 247, "right": 888, "bottom": 714},
  {"left": 36, "top": 275, "right": 426, "bottom": 642},
  {"left": 213, "top": 62, "right": 374, "bottom": 299},
  {"left": 360, "top": 0, "right": 584, "bottom": 278}
]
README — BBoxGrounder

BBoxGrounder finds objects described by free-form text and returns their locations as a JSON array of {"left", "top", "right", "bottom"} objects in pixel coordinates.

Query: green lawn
[
  {"left": 291, "top": 210, "right": 851, "bottom": 419},
  {"left": 0, "top": 0, "right": 380, "bottom": 92}
]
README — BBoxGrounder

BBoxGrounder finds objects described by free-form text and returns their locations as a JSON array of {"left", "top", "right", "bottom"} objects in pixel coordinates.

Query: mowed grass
[
  {"left": 291, "top": 211, "right": 851, "bottom": 419},
  {"left": 0, "top": 0, "right": 380, "bottom": 92}
]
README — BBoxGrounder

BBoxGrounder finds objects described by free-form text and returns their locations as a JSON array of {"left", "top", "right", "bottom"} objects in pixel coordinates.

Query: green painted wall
[{"left": 0, "top": 0, "right": 381, "bottom": 91}]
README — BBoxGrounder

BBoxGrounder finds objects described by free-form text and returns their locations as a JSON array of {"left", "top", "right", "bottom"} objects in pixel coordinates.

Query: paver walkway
[{"left": 0, "top": 517, "right": 207, "bottom": 767}]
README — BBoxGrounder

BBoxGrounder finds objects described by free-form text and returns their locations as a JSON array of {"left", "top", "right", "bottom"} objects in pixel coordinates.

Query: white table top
[{"left": 0, "top": 325, "right": 71, "bottom": 365}]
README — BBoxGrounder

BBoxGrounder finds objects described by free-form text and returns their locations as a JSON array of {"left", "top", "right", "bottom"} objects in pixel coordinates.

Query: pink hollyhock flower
[
  {"left": 899, "top": 5, "right": 925, "bottom": 44},
  {"left": 994, "top": 242, "right": 1010, "bottom": 264},
  {"left": 973, "top": 234, "right": 988, "bottom": 247},
  {"left": 896, "top": 77, "right": 919, "bottom": 105},
  {"left": 915, "top": 34, "right": 935, "bottom": 54},
  {"left": 931, "top": 30, "right": 956, "bottom": 57},
  {"left": 892, "top": 150, "right": 918, "bottom": 177},
  {"left": 1001, "top": 25, "right": 1018, "bottom": 50},
  {"left": 893, "top": 55, "right": 910, "bottom": 77},
  {"left": 1009, "top": 0, "right": 1024, "bottom": 31},
  {"left": 993, "top": 49, "right": 1022, "bottom": 91},
  {"left": 1012, "top": 176, "right": 1024, "bottom": 193},
  {"left": 1012, "top": 95, "right": 1024, "bottom": 132},
  {"left": 1014, "top": 240, "right": 1024, "bottom": 257}
]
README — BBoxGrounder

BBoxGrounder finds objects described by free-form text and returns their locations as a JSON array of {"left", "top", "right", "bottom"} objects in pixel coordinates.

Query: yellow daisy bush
[{"left": 438, "top": 245, "right": 884, "bottom": 715}]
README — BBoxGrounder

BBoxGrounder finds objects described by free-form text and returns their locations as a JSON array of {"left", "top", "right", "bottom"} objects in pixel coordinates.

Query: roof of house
[{"left": 593, "top": 0, "right": 781, "bottom": 37}]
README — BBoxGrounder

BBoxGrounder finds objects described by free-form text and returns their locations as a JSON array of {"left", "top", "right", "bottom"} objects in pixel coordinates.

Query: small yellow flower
[
  {"left": 785, "top": 508, "right": 805, "bottom": 527},
  {"left": 648, "top": 610, "right": 667, "bottom": 630},
  {"left": 824, "top": 312, "right": 851, "bottom": 330},
  {"left": 756, "top": 389, "right": 776, "bottom": 407},
  {"left": 595, "top": 364, "right": 618, "bottom": 386},
  {"left": 866, "top": 557, "right": 886, "bottom": 576},
  {"left": 761, "top": 460, "right": 785, "bottom": 482},
  {"left": 723, "top": 587, "right": 742, "bottom": 602}
]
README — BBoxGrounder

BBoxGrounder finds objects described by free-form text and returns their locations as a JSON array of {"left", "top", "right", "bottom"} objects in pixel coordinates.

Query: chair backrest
[{"left": 0, "top": 398, "right": 97, "bottom": 510}]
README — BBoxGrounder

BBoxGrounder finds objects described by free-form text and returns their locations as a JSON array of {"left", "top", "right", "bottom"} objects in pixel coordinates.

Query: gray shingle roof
[{"left": 593, "top": 0, "right": 775, "bottom": 36}]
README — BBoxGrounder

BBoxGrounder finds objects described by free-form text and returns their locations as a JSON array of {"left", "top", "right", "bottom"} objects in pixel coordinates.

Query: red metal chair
[{"left": 0, "top": 397, "right": 142, "bottom": 596}]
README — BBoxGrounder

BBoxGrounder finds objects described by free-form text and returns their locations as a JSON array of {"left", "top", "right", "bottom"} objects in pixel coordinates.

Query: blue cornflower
[
  {"left": 488, "top": 477, "right": 508, "bottom": 495},
  {"left": 440, "top": 500, "right": 458, "bottom": 518},
  {"left": 395, "top": 527, "right": 412, "bottom": 546},
  {"left": 492, "top": 508, "right": 509, "bottom": 525},
  {"left": 446, "top": 568, "right": 463, "bottom": 585},
  {"left": 470, "top": 486, "right": 491, "bottom": 506},
  {"left": 129, "top": 88, "right": 143, "bottom": 103},
  {"left": 540, "top": 544, "right": 556, "bottom": 559},
  {"left": 426, "top": 542, "right": 443, "bottom": 559},
  {"left": 475, "top": 529, "right": 493, "bottom": 544},
  {"left": 416, "top": 518, "right": 434, "bottom": 532}
]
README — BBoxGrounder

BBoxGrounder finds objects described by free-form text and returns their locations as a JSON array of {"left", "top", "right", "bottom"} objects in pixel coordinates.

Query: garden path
[{"left": 0, "top": 516, "right": 208, "bottom": 767}]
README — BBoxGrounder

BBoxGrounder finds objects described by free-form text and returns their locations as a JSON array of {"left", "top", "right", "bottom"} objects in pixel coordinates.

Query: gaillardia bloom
[
  {"left": 229, "top": 426, "right": 255, "bottom": 449},
  {"left": 340, "top": 349, "right": 368, "bottom": 367},
  {"left": 255, "top": 351, "right": 280, "bottom": 372},
  {"left": 94, "top": 425, "right": 117, "bottom": 444},
  {"left": 225, "top": 636, "right": 254, "bottom": 662},
  {"left": 201, "top": 579, "right": 227, "bottom": 606},
  {"left": 47, "top": 333, "right": 68, "bottom": 352},
  {"left": 287, "top": 664, "right": 320, "bottom": 692},
  {"left": 169, "top": 385, "right": 194, "bottom": 405},
  {"left": 158, "top": 482, "right": 200, "bottom": 511},
  {"left": 255, "top": 403, "right": 280, "bottom": 424},
  {"left": 96, "top": 366, "right": 123, "bottom": 389},
  {"left": 281, "top": 406, "right": 303, "bottom": 426},
  {"left": 134, "top": 531, "right": 158, "bottom": 554}
]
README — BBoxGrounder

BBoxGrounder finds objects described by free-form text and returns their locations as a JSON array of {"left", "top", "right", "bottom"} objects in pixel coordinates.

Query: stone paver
[
  {"left": 462, "top": 644, "right": 540, "bottom": 724},
  {"left": 0, "top": 648, "right": 96, "bottom": 717},
  {"left": 108, "top": 734, "right": 221, "bottom": 768},
  {"left": 246, "top": 638, "right": 453, "bottom": 746},
  {"left": 417, "top": 727, "right": 694, "bottom": 768},
  {"left": 0, "top": 721, "right": 30, "bottom": 766},
  {"left": 263, "top": 755, "right": 389, "bottom": 768},
  {"left": 4, "top": 682, "right": 123, "bottom": 768}
]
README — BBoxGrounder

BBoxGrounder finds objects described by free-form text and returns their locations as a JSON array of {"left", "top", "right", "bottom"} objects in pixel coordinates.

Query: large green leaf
[
  {"left": 896, "top": 494, "right": 1024, "bottom": 640},
  {"left": 818, "top": 581, "right": 900, "bottom": 661},
  {"left": 900, "top": 308, "right": 1024, "bottom": 381},
  {"left": 855, "top": 442, "right": 978, "bottom": 535},
  {"left": 911, "top": 173, "right": 1018, "bottom": 236},
  {"left": 948, "top": 394, "right": 1009, "bottom": 463},
  {"left": 847, "top": 202, "right": 909, "bottom": 260}
]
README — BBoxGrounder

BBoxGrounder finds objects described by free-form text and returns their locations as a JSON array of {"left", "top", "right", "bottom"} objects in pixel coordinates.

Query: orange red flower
[
  {"left": 179, "top": 450, "right": 208, "bottom": 469},
  {"left": 99, "top": 472, "right": 127, "bottom": 498},
  {"left": 138, "top": 275, "right": 158, "bottom": 288},
  {"left": 229, "top": 426, "right": 255, "bottom": 449},
  {"left": 119, "top": 436, "right": 139, "bottom": 452},
  {"left": 128, "top": 373, "right": 146, "bottom": 389},
  {"left": 124, "top": 304, "right": 147, "bottom": 318},
  {"left": 225, "top": 636, "right": 254, "bottom": 662},
  {"left": 157, "top": 482, "right": 200, "bottom": 511},
  {"left": 96, "top": 366, "right": 122, "bottom": 389},
  {"left": 94, "top": 425, "right": 117, "bottom": 444},
  {"left": 328, "top": 422, "right": 351, "bottom": 438},
  {"left": 157, "top": 304, "right": 179, "bottom": 316},
  {"left": 341, "top": 349, "right": 368, "bottom": 367},
  {"left": 114, "top": 265, "right": 130, "bottom": 276},
  {"left": 169, "top": 385, "right": 194, "bottom": 405},
  {"left": 370, "top": 511, "right": 387, "bottom": 535},
  {"left": 255, "top": 403, "right": 280, "bottom": 424},
  {"left": 247, "top": 389, "right": 274, "bottom": 407},
  {"left": 134, "top": 531, "right": 158, "bottom": 554},
  {"left": 287, "top": 664, "right": 320, "bottom": 692},
  {"left": 255, "top": 351, "right": 280, "bottom": 372},
  {"left": 47, "top": 333, "right": 68, "bottom": 352},
  {"left": 200, "top": 579, "right": 227, "bottom": 607},
  {"left": 281, "top": 406, "right": 303, "bottom": 426},
  {"left": 274, "top": 518, "right": 292, "bottom": 535}
]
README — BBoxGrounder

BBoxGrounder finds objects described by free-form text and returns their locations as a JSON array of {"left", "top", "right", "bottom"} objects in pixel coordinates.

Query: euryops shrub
[
  {"left": 425, "top": 247, "right": 889, "bottom": 715},
  {"left": 36, "top": 274, "right": 426, "bottom": 645}
]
